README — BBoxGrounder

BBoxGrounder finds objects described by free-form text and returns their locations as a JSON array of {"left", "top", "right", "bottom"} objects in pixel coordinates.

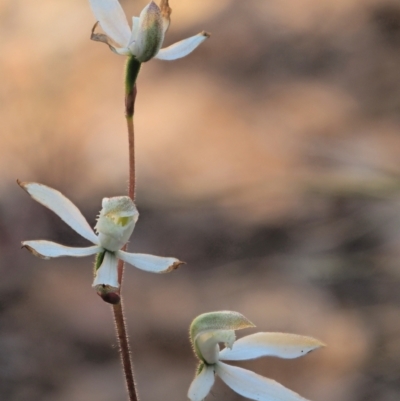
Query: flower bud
[{"left": 95, "top": 197, "right": 138, "bottom": 251}]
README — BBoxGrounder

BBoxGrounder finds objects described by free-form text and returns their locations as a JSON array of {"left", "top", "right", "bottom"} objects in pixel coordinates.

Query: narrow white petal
[
  {"left": 92, "top": 252, "right": 119, "bottom": 289},
  {"left": 22, "top": 240, "right": 101, "bottom": 259},
  {"left": 128, "top": 17, "right": 140, "bottom": 47},
  {"left": 219, "top": 333, "right": 325, "bottom": 361},
  {"left": 188, "top": 365, "right": 215, "bottom": 401},
  {"left": 216, "top": 362, "right": 309, "bottom": 401},
  {"left": 89, "top": 0, "right": 131, "bottom": 47},
  {"left": 116, "top": 251, "right": 183, "bottom": 273},
  {"left": 19, "top": 182, "right": 99, "bottom": 244},
  {"left": 155, "top": 32, "right": 210, "bottom": 60}
]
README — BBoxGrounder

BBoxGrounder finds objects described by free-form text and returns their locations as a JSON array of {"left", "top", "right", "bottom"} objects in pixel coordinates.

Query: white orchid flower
[
  {"left": 188, "top": 311, "right": 325, "bottom": 401},
  {"left": 89, "top": 0, "right": 210, "bottom": 62},
  {"left": 19, "top": 181, "right": 183, "bottom": 293}
]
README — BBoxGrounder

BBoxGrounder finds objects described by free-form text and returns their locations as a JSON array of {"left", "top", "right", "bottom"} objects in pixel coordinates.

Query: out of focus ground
[{"left": 1, "top": 0, "right": 400, "bottom": 400}]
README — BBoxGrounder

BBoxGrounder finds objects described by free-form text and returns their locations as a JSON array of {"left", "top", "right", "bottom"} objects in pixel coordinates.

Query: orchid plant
[
  {"left": 188, "top": 311, "right": 324, "bottom": 401},
  {"left": 19, "top": 1, "right": 325, "bottom": 401}
]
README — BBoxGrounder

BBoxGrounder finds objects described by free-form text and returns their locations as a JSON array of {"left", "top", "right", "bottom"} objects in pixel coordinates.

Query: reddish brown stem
[
  {"left": 127, "top": 112, "right": 136, "bottom": 201},
  {"left": 112, "top": 59, "right": 140, "bottom": 401},
  {"left": 113, "top": 300, "right": 138, "bottom": 401}
]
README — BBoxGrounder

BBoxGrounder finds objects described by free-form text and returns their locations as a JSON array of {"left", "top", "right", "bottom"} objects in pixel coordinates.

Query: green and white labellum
[
  {"left": 190, "top": 311, "right": 254, "bottom": 363},
  {"left": 95, "top": 196, "right": 138, "bottom": 251}
]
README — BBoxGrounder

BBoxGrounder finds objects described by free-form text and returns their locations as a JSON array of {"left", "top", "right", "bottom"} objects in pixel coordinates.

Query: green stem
[{"left": 125, "top": 57, "right": 141, "bottom": 119}]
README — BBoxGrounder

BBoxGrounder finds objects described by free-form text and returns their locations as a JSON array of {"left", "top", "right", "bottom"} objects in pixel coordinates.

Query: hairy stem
[
  {"left": 113, "top": 300, "right": 138, "bottom": 401},
  {"left": 112, "top": 56, "right": 142, "bottom": 401}
]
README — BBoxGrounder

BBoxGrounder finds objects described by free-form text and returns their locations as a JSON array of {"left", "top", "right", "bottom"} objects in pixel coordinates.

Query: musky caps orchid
[
  {"left": 89, "top": 0, "right": 210, "bottom": 62},
  {"left": 188, "top": 311, "right": 325, "bottom": 401},
  {"left": 19, "top": 181, "right": 183, "bottom": 293}
]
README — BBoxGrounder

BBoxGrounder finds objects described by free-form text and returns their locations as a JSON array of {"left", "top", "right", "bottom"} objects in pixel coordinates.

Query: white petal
[
  {"left": 22, "top": 240, "right": 101, "bottom": 259},
  {"left": 188, "top": 365, "right": 215, "bottom": 401},
  {"left": 219, "top": 333, "right": 325, "bottom": 361},
  {"left": 19, "top": 182, "right": 99, "bottom": 245},
  {"left": 92, "top": 251, "right": 119, "bottom": 289},
  {"left": 216, "top": 362, "right": 309, "bottom": 401},
  {"left": 155, "top": 32, "right": 210, "bottom": 60},
  {"left": 116, "top": 251, "right": 183, "bottom": 273},
  {"left": 128, "top": 17, "right": 140, "bottom": 47},
  {"left": 89, "top": 0, "right": 131, "bottom": 47}
]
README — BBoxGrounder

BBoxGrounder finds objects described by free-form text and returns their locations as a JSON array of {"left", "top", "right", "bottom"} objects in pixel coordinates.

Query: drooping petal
[
  {"left": 91, "top": 21, "right": 132, "bottom": 55},
  {"left": 130, "top": 1, "right": 164, "bottom": 62},
  {"left": 216, "top": 362, "right": 309, "bottom": 401},
  {"left": 18, "top": 181, "right": 99, "bottom": 245},
  {"left": 159, "top": 0, "right": 172, "bottom": 34},
  {"left": 89, "top": 0, "right": 131, "bottom": 47},
  {"left": 188, "top": 364, "right": 215, "bottom": 401},
  {"left": 92, "top": 251, "right": 119, "bottom": 290},
  {"left": 219, "top": 333, "right": 325, "bottom": 361},
  {"left": 22, "top": 240, "right": 101, "bottom": 259},
  {"left": 116, "top": 251, "right": 183, "bottom": 273},
  {"left": 155, "top": 31, "right": 210, "bottom": 60}
]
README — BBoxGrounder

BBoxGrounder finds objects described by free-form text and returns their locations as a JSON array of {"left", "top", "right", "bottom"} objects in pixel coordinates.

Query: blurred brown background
[{"left": 1, "top": 0, "right": 400, "bottom": 400}]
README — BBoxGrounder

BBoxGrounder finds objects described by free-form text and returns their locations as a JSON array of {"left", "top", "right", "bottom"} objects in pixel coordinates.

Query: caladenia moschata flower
[
  {"left": 19, "top": 181, "right": 183, "bottom": 298},
  {"left": 188, "top": 311, "right": 325, "bottom": 401},
  {"left": 89, "top": 0, "right": 210, "bottom": 62}
]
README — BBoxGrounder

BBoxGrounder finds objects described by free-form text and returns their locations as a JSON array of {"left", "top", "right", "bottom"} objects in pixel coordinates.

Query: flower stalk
[
  {"left": 113, "top": 300, "right": 138, "bottom": 401},
  {"left": 113, "top": 55, "right": 142, "bottom": 401}
]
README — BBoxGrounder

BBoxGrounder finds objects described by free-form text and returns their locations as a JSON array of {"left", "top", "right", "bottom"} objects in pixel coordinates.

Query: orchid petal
[
  {"left": 216, "top": 362, "right": 309, "bottom": 401},
  {"left": 155, "top": 32, "right": 210, "bottom": 60},
  {"left": 22, "top": 240, "right": 101, "bottom": 259},
  {"left": 89, "top": 0, "right": 131, "bottom": 47},
  {"left": 92, "top": 251, "right": 119, "bottom": 290},
  {"left": 90, "top": 21, "right": 132, "bottom": 55},
  {"left": 219, "top": 333, "right": 325, "bottom": 361},
  {"left": 18, "top": 182, "right": 99, "bottom": 245},
  {"left": 188, "top": 365, "right": 215, "bottom": 401},
  {"left": 116, "top": 251, "right": 183, "bottom": 273},
  {"left": 128, "top": 17, "right": 140, "bottom": 47}
]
